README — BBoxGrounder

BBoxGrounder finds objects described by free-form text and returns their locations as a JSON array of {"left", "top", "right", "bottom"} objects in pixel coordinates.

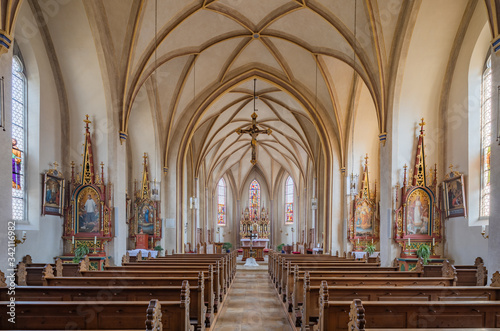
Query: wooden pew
[
  {"left": 301, "top": 280, "right": 500, "bottom": 330},
  {"left": 326, "top": 298, "right": 500, "bottom": 331},
  {"left": 42, "top": 264, "right": 208, "bottom": 330},
  {"left": 0, "top": 297, "right": 189, "bottom": 330},
  {"left": 422, "top": 258, "right": 488, "bottom": 286},
  {"left": 290, "top": 269, "right": 457, "bottom": 327},
  {"left": 15, "top": 258, "right": 69, "bottom": 286},
  {"left": 281, "top": 261, "right": 419, "bottom": 306}
]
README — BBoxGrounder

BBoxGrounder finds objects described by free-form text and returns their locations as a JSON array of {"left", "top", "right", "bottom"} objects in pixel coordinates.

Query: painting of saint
[
  {"left": 406, "top": 190, "right": 430, "bottom": 235},
  {"left": 355, "top": 200, "right": 373, "bottom": 236},
  {"left": 12, "top": 138, "right": 22, "bottom": 190},
  {"left": 138, "top": 203, "right": 154, "bottom": 235},
  {"left": 45, "top": 178, "right": 61, "bottom": 207},
  {"left": 77, "top": 188, "right": 100, "bottom": 233},
  {"left": 444, "top": 175, "right": 466, "bottom": 217}
]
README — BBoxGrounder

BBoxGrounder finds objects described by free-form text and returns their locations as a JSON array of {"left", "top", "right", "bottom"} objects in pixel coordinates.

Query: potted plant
[
  {"left": 154, "top": 245, "right": 164, "bottom": 257},
  {"left": 364, "top": 242, "right": 376, "bottom": 257},
  {"left": 416, "top": 244, "right": 431, "bottom": 265},
  {"left": 222, "top": 242, "right": 232, "bottom": 253},
  {"left": 277, "top": 243, "right": 285, "bottom": 253},
  {"left": 72, "top": 245, "right": 90, "bottom": 263}
]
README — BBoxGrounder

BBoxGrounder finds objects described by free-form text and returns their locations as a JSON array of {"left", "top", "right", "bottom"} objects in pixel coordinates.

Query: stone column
[{"left": 113, "top": 140, "right": 127, "bottom": 265}]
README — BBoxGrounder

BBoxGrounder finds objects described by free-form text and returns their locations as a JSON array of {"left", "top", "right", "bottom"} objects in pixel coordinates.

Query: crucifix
[{"left": 235, "top": 79, "right": 272, "bottom": 165}]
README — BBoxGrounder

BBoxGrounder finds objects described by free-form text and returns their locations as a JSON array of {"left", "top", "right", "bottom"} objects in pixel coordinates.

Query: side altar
[
  {"left": 348, "top": 154, "right": 380, "bottom": 252},
  {"left": 61, "top": 116, "right": 113, "bottom": 269},
  {"left": 394, "top": 118, "right": 444, "bottom": 269},
  {"left": 128, "top": 153, "right": 162, "bottom": 250}
]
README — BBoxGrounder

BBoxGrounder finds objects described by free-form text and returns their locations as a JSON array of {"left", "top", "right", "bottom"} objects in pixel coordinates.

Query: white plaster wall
[{"left": 443, "top": 4, "right": 489, "bottom": 264}]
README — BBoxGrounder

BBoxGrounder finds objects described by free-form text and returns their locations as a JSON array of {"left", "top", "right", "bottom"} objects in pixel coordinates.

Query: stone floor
[{"left": 213, "top": 270, "right": 293, "bottom": 331}]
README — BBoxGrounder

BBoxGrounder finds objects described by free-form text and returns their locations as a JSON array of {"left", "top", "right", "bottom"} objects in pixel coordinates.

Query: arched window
[
  {"left": 12, "top": 55, "right": 27, "bottom": 221},
  {"left": 285, "top": 176, "right": 294, "bottom": 224},
  {"left": 217, "top": 178, "right": 226, "bottom": 225},
  {"left": 249, "top": 179, "right": 260, "bottom": 221},
  {"left": 480, "top": 55, "right": 491, "bottom": 217}
]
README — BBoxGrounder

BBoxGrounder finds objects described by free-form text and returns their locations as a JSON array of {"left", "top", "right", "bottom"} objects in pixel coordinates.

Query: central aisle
[{"left": 213, "top": 270, "right": 293, "bottom": 330}]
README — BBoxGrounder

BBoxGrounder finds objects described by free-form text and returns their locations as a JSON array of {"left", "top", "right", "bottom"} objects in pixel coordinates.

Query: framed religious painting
[
  {"left": 405, "top": 189, "right": 432, "bottom": 236},
  {"left": 42, "top": 169, "right": 65, "bottom": 216},
  {"left": 443, "top": 174, "right": 467, "bottom": 218}
]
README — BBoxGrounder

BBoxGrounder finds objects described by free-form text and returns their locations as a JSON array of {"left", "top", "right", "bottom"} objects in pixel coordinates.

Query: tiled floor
[{"left": 213, "top": 270, "right": 293, "bottom": 331}]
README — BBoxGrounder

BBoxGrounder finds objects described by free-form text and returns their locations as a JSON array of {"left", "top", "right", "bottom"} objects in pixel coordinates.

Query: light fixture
[
  {"left": 236, "top": 79, "right": 272, "bottom": 165},
  {"left": 14, "top": 231, "right": 27, "bottom": 247}
]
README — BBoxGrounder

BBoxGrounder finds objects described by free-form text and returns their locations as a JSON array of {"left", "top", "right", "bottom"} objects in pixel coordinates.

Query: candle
[
  {"left": 408, "top": 238, "right": 410, "bottom": 246},
  {"left": 94, "top": 236, "right": 97, "bottom": 244},
  {"left": 22, "top": 231, "right": 26, "bottom": 238},
  {"left": 72, "top": 236, "right": 75, "bottom": 244},
  {"left": 432, "top": 238, "right": 435, "bottom": 246},
  {"left": 371, "top": 238, "right": 373, "bottom": 244},
  {"left": 357, "top": 238, "right": 359, "bottom": 244}
]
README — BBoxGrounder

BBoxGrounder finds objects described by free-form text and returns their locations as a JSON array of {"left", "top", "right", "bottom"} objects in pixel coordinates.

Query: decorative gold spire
[
  {"left": 412, "top": 118, "right": 427, "bottom": 187},
  {"left": 141, "top": 153, "right": 151, "bottom": 199},
  {"left": 360, "top": 154, "right": 370, "bottom": 198},
  {"left": 81, "top": 115, "right": 95, "bottom": 185}
]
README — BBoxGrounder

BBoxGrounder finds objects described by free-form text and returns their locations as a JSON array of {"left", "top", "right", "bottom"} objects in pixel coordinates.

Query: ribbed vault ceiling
[{"left": 80, "top": 0, "right": 418, "bottom": 191}]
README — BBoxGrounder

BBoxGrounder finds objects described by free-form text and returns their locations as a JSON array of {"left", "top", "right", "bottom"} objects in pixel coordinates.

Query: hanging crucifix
[{"left": 236, "top": 79, "right": 272, "bottom": 165}]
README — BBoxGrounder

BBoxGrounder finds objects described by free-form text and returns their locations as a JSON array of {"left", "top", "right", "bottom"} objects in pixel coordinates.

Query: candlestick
[{"left": 72, "top": 236, "right": 75, "bottom": 244}]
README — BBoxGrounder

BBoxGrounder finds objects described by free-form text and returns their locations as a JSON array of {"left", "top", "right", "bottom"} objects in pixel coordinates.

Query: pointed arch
[{"left": 285, "top": 176, "right": 294, "bottom": 224}]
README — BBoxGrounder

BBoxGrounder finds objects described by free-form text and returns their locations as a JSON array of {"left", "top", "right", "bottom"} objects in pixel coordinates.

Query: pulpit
[{"left": 136, "top": 233, "right": 149, "bottom": 250}]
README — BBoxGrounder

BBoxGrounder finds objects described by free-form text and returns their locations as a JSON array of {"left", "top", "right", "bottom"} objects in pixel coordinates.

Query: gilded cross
[
  {"left": 84, "top": 114, "right": 91, "bottom": 128},
  {"left": 419, "top": 118, "right": 425, "bottom": 134},
  {"left": 53, "top": 161, "right": 59, "bottom": 170},
  {"left": 236, "top": 112, "right": 272, "bottom": 165}
]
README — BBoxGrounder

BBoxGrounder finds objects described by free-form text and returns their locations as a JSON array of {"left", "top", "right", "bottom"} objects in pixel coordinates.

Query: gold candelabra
[{"left": 14, "top": 231, "right": 27, "bottom": 247}]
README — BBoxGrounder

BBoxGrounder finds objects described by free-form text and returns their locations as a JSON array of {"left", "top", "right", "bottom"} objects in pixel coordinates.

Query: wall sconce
[
  {"left": 14, "top": 231, "right": 27, "bottom": 247},
  {"left": 481, "top": 225, "right": 489, "bottom": 239},
  {"left": 291, "top": 227, "right": 295, "bottom": 233}
]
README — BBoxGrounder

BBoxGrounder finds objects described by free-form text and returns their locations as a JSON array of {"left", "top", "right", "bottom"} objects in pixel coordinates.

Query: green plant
[
  {"left": 72, "top": 245, "right": 90, "bottom": 263},
  {"left": 417, "top": 244, "right": 431, "bottom": 265},
  {"left": 277, "top": 243, "right": 285, "bottom": 252},
  {"left": 364, "top": 243, "right": 376, "bottom": 256},
  {"left": 154, "top": 245, "right": 164, "bottom": 251},
  {"left": 222, "top": 242, "right": 232, "bottom": 251}
]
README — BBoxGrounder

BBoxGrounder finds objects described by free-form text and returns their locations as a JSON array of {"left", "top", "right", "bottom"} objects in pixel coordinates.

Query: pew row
[
  {"left": 336, "top": 298, "right": 500, "bottom": 331},
  {"left": 41, "top": 265, "right": 207, "bottom": 330},
  {"left": 301, "top": 280, "right": 500, "bottom": 330},
  {"left": 0, "top": 298, "right": 185, "bottom": 330}
]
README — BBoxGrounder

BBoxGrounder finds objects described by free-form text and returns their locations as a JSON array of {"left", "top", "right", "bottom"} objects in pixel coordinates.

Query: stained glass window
[
  {"left": 249, "top": 180, "right": 260, "bottom": 221},
  {"left": 12, "top": 56, "right": 26, "bottom": 221},
  {"left": 285, "top": 176, "right": 294, "bottom": 224},
  {"left": 480, "top": 55, "right": 491, "bottom": 217},
  {"left": 217, "top": 178, "right": 226, "bottom": 225}
]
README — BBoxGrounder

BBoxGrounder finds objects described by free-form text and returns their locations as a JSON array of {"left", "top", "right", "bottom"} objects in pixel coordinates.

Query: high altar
[
  {"left": 348, "top": 155, "right": 380, "bottom": 251},
  {"left": 394, "top": 119, "right": 444, "bottom": 270},
  {"left": 61, "top": 116, "right": 113, "bottom": 270},
  {"left": 240, "top": 207, "right": 270, "bottom": 261},
  {"left": 128, "top": 153, "right": 162, "bottom": 250}
]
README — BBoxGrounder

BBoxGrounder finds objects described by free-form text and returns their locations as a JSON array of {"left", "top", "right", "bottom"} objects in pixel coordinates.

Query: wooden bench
[
  {"left": 40, "top": 265, "right": 207, "bottom": 330},
  {"left": 291, "top": 275, "right": 457, "bottom": 327},
  {"left": 333, "top": 298, "right": 500, "bottom": 331},
  {"left": 422, "top": 258, "right": 488, "bottom": 286},
  {"left": 281, "top": 261, "right": 423, "bottom": 306},
  {"left": 0, "top": 297, "right": 188, "bottom": 330},
  {"left": 301, "top": 279, "right": 500, "bottom": 330}
]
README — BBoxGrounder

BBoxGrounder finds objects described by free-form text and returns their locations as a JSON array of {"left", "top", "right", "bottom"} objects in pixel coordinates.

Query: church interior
[{"left": 1, "top": 0, "right": 500, "bottom": 329}]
